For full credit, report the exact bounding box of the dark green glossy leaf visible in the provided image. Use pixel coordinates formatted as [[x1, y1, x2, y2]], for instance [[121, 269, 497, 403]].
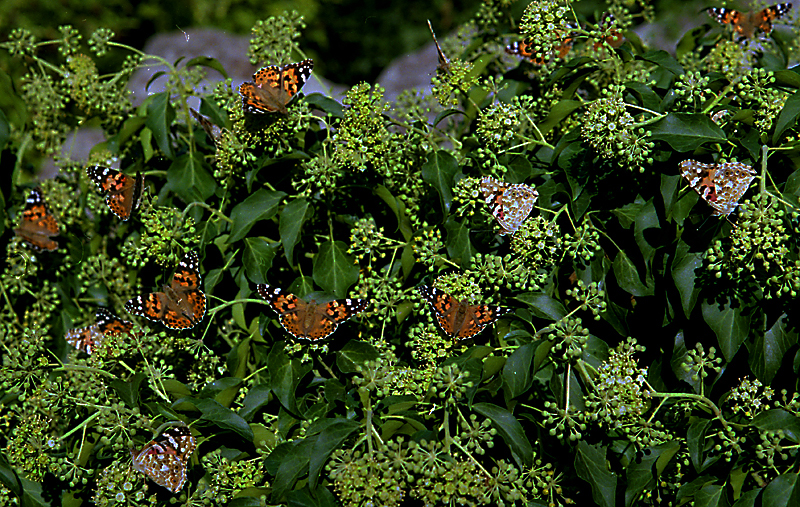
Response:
[[271, 438, 314, 502], [240, 383, 272, 421], [774, 90, 800, 145], [671, 240, 701, 318], [374, 184, 413, 241], [750, 314, 796, 384], [165, 152, 216, 203], [639, 50, 684, 75], [143, 92, 175, 158], [514, 292, 567, 321], [312, 240, 359, 297], [473, 402, 532, 468], [228, 188, 287, 243], [687, 419, 711, 472], [624, 441, 680, 507], [268, 345, 312, 417], [304, 93, 344, 117], [421, 150, 458, 213], [701, 300, 750, 363], [433, 108, 464, 126], [444, 217, 475, 268], [191, 398, 254, 440], [648, 113, 726, 151], [109, 372, 146, 408], [185, 56, 229, 80], [575, 441, 616, 507], [308, 419, 360, 488], [243, 237, 277, 284], [539, 100, 582, 135], [280, 198, 312, 262], [286, 484, 339, 507], [752, 409, 800, 443], [612, 201, 643, 229], [613, 252, 653, 297], [502, 343, 534, 398], [761, 473, 798, 507], [336, 341, 380, 374], [0, 108, 9, 153]]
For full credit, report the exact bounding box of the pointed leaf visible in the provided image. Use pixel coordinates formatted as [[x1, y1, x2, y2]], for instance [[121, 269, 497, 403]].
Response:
[[473, 402, 532, 468], [701, 300, 750, 363], [648, 113, 726, 151], [444, 217, 475, 268], [421, 150, 458, 213], [575, 441, 617, 507], [144, 92, 175, 158], [243, 237, 278, 284], [228, 189, 287, 243], [312, 240, 359, 297], [280, 198, 312, 262], [308, 419, 360, 488], [191, 398, 254, 440]]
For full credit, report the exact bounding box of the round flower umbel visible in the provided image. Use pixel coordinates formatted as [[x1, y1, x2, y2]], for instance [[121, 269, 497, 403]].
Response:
[[519, 0, 574, 64], [582, 85, 654, 173]]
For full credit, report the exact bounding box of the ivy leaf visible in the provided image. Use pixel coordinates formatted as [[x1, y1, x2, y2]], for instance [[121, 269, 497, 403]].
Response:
[[539, 100, 582, 135], [421, 150, 459, 213], [190, 398, 254, 441], [648, 113, 726, 151], [473, 403, 533, 468], [336, 341, 380, 374], [271, 438, 314, 502], [304, 93, 344, 118], [575, 441, 617, 507], [228, 189, 287, 243], [0, 108, 9, 153], [185, 56, 229, 80], [612, 252, 653, 296], [774, 90, 800, 144], [143, 92, 175, 159], [514, 292, 567, 321], [165, 152, 217, 204], [752, 409, 800, 443], [243, 237, 277, 285], [502, 344, 534, 399], [308, 419, 360, 489], [269, 345, 312, 417], [750, 314, 796, 383], [312, 241, 359, 297], [279, 198, 312, 262], [701, 300, 750, 363], [374, 184, 413, 240], [639, 50, 684, 75], [110, 372, 146, 408], [239, 383, 272, 421], [762, 473, 799, 507], [671, 240, 702, 318], [444, 217, 475, 268]]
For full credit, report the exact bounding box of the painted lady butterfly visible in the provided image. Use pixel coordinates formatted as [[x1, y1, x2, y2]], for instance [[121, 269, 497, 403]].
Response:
[[679, 159, 757, 216], [427, 20, 450, 73], [418, 285, 512, 341], [480, 177, 538, 235], [256, 284, 369, 341], [130, 422, 196, 493], [706, 3, 792, 39], [189, 107, 225, 148], [506, 25, 575, 65], [125, 252, 206, 330], [87, 166, 144, 222], [239, 59, 314, 115], [14, 187, 60, 251], [65, 308, 134, 354]]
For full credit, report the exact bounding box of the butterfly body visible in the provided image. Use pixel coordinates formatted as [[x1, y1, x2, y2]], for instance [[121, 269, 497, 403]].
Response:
[[66, 308, 134, 354], [239, 59, 314, 115], [418, 285, 511, 341], [679, 160, 756, 216], [87, 166, 144, 221], [480, 177, 538, 235], [14, 187, 60, 251], [130, 424, 196, 493], [706, 3, 792, 38], [257, 284, 368, 341], [125, 252, 206, 330]]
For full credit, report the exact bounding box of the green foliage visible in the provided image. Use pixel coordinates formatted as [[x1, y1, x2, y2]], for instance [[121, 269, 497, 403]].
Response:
[[2, 2, 800, 507]]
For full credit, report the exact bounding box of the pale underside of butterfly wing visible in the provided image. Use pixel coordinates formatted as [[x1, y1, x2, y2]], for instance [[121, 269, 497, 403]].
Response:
[[130, 425, 196, 493], [679, 160, 756, 216], [480, 177, 538, 235]]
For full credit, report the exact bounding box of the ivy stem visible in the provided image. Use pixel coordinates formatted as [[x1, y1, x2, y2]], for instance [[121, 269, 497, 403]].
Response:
[[58, 411, 102, 442], [182, 201, 233, 223]]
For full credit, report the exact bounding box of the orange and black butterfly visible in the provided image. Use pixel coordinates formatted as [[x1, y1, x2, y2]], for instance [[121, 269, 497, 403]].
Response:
[[87, 166, 144, 221], [706, 3, 792, 38], [239, 59, 314, 115], [14, 187, 59, 251]]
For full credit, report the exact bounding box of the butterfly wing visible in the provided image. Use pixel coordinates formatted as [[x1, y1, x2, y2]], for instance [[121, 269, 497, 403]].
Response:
[[87, 166, 144, 221], [65, 324, 102, 354], [130, 424, 196, 493], [14, 187, 59, 251], [480, 177, 538, 235], [418, 285, 511, 340], [756, 3, 792, 34], [239, 59, 313, 114], [712, 162, 757, 216], [189, 107, 224, 147], [96, 308, 134, 337], [307, 298, 369, 341], [125, 252, 205, 330]]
